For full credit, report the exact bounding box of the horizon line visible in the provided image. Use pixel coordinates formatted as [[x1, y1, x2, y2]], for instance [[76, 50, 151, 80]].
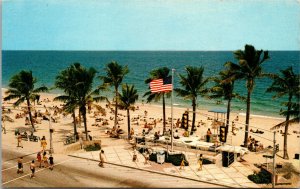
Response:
[[2, 49, 300, 52]]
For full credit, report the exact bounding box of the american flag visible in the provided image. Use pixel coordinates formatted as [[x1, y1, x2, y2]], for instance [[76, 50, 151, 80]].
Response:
[[150, 76, 172, 93]]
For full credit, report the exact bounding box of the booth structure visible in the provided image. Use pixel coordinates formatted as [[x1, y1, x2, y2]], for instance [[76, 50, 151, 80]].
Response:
[[216, 145, 248, 167], [208, 109, 227, 121]]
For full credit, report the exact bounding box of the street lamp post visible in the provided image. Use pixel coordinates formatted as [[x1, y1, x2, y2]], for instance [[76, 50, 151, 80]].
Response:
[[48, 113, 54, 154]]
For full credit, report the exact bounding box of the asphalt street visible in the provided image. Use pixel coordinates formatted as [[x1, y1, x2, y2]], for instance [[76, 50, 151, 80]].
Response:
[[2, 147, 223, 188]]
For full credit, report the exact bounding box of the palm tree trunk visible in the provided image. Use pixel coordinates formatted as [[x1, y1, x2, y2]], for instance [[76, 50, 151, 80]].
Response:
[[81, 105, 89, 141], [78, 109, 81, 127], [191, 97, 196, 135], [127, 109, 130, 140], [26, 98, 36, 132], [283, 95, 292, 159], [162, 93, 166, 134], [244, 91, 251, 147], [114, 87, 118, 128], [72, 110, 77, 142], [226, 98, 232, 135]]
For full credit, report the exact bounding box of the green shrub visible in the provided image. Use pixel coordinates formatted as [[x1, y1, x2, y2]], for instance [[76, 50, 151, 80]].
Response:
[[248, 169, 272, 184], [166, 153, 189, 166], [84, 143, 101, 151], [203, 159, 213, 164]]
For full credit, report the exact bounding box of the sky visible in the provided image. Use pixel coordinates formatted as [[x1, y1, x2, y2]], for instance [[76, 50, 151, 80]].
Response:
[[2, 0, 300, 51]]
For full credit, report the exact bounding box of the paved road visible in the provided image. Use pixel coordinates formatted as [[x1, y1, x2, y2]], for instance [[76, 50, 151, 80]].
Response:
[[2, 147, 224, 188]]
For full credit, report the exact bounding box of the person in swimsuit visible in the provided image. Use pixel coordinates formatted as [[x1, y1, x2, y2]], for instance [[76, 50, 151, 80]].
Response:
[[48, 155, 54, 170], [30, 160, 35, 178], [17, 157, 23, 174]]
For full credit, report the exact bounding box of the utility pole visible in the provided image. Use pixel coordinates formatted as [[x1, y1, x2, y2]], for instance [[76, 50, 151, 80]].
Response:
[[171, 68, 175, 152], [272, 131, 276, 188]]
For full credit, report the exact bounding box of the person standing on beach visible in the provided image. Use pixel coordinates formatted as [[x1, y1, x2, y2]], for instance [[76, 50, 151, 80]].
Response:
[[206, 128, 212, 142], [98, 150, 105, 167], [17, 133, 23, 148], [30, 160, 35, 178], [17, 157, 23, 174]]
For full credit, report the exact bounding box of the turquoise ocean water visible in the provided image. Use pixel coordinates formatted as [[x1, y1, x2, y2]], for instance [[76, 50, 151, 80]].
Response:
[[2, 50, 300, 118]]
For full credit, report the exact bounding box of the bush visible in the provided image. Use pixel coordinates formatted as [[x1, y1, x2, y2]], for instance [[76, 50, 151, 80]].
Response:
[[203, 159, 213, 165], [165, 153, 189, 166], [84, 143, 101, 151], [248, 169, 272, 184]]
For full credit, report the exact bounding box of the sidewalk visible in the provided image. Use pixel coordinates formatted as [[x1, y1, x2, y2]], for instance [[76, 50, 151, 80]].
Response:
[[70, 145, 259, 188]]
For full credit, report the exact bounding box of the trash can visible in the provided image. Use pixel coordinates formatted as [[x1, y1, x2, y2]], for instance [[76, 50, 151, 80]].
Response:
[[157, 151, 165, 164]]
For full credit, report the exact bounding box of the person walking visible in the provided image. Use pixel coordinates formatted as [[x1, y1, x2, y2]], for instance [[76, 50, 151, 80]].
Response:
[[42, 151, 48, 168], [132, 148, 138, 162], [30, 160, 35, 178], [198, 154, 203, 171], [37, 151, 42, 168], [48, 155, 54, 170], [144, 150, 150, 165], [206, 128, 212, 142], [79, 135, 83, 149], [40, 136, 47, 151], [17, 133, 23, 148], [98, 150, 105, 168], [180, 155, 187, 170], [17, 157, 23, 174]]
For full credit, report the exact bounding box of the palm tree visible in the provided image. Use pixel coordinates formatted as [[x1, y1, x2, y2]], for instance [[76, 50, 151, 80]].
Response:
[[267, 66, 299, 159], [4, 70, 48, 132], [209, 67, 244, 134], [118, 84, 139, 139], [54, 64, 80, 140], [144, 67, 171, 134], [174, 66, 209, 134], [225, 44, 270, 147], [99, 61, 129, 129], [56, 63, 105, 140]]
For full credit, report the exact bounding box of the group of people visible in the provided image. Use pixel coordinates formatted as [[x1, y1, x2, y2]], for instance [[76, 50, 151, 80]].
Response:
[[17, 136, 54, 179], [247, 136, 264, 152]]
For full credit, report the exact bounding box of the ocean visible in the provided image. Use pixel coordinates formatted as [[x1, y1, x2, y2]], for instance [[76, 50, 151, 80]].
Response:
[[2, 50, 300, 118]]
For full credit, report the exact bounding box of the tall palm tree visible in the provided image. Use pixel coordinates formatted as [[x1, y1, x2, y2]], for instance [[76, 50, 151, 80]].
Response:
[[4, 70, 48, 132], [56, 63, 105, 140], [54, 64, 80, 140], [174, 66, 209, 134], [99, 61, 129, 129], [144, 67, 171, 134], [209, 67, 244, 133], [266, 66, 300, 159], [118, 84, 139, 139], [225, 44, 270, 146]]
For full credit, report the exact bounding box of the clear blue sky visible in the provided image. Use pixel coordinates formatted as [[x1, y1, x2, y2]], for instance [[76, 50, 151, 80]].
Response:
[[3, 0, 300, 50]]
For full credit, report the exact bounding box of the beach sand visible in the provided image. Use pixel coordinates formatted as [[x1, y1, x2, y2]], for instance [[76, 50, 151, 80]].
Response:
[[2, 88, 300, 186]]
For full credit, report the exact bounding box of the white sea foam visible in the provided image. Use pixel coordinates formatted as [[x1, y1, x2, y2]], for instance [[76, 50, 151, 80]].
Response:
[[238, 113, 285, 120]]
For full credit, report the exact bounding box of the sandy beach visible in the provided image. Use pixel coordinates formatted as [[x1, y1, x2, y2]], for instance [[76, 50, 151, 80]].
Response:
[[2, 88, 299, 160]]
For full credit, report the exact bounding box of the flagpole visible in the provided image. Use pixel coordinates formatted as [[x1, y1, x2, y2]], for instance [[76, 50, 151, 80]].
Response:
[[171, 68, 175, 152]]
